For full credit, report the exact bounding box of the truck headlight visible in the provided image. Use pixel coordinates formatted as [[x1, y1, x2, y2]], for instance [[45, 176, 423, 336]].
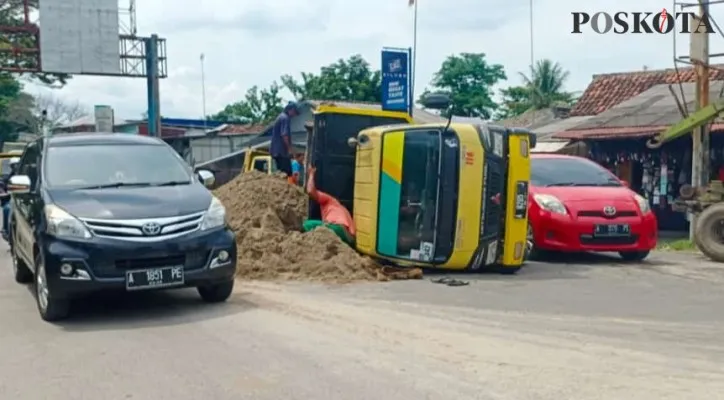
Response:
[[201, 196, 226, 230], [533, 194, 567, 215], [45, 205, 92, 239], [634, 194, 650, 214]]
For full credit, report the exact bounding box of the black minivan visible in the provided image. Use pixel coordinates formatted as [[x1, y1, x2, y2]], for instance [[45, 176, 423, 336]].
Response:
[[7, 133, 237, 321]]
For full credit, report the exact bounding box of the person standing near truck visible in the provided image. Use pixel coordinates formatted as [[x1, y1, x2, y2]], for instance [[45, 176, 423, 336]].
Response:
[[270, 102, 299, 184]]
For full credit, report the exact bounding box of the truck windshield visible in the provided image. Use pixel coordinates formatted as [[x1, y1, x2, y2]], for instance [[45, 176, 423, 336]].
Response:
[[45, 144, 192, 189], [397, 130, 440, 260]]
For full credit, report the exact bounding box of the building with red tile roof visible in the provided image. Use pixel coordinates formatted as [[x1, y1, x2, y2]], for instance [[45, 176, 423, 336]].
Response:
[[570, 65, 724, 117]]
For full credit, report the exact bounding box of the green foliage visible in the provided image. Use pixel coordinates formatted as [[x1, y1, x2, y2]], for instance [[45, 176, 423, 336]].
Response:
[[496, 59, 575, 120], [0, 73, 22, 138], [519, 59, 575, 109], [0, 72, 20, 115], [210, 83, 283, 124], [213, 55, 382, 125], [497, 86, 532, 120], [0, 1, 69, 86], [281, 54, 381, 102], [657, 238, 697, 252], [422, 53, 506, 119], [213, 53, 576, 126]]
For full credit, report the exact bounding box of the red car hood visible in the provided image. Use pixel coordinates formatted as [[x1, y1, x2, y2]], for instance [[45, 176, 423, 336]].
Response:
[[532, 186, 636, 203]]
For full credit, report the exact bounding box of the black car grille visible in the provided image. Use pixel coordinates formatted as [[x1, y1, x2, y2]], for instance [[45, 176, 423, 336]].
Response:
[[91, 250, 210, 278], [482, 160, 505, 238]]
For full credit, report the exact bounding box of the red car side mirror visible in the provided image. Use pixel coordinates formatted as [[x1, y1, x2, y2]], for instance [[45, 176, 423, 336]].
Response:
[[620, 180, 629, 187]]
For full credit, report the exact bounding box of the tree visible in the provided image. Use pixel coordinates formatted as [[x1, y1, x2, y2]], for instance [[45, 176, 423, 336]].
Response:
[[210, 82, 283, 124], [496, 86, 532, 120], [281, 54, 381, 102], [0, 72, 23, 141], [32, 92, 88, 129], [0, 72, 20, 117], [423, 53, 506, 119], [519, 59, 575, 109], [5, 92, 89, 133], [0, 0, 69, 86]]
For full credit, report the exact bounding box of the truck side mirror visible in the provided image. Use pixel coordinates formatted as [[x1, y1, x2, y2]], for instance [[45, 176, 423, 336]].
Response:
[[420, 92, 451, 110]]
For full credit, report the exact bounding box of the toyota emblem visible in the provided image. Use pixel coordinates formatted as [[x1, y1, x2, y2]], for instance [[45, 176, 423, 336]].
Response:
[[141, 222, 162, 236], [603, 206, 616, 216]]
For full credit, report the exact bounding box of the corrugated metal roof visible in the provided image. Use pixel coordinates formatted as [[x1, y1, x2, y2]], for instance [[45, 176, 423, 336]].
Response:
[[57, 115, 134, 128], [451, 116, 485, 124], [573, 81, 724, 130], [553, 80, 724, 139], [495, 108, 559, 129], [555, 123, 724, 140], [532, 141, 569, 153], [533, 116, 593, 140]]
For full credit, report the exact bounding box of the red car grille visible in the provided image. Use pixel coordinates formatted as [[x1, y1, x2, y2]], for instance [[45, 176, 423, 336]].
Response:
[[577, 210, 637, 218]]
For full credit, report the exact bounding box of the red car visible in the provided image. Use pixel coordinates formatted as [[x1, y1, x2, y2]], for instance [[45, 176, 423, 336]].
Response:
[[527, 154, 657, 261]]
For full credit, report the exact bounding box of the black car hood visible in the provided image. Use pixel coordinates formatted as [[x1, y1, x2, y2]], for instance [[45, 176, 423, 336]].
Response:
[[47, 184, 212, 219]]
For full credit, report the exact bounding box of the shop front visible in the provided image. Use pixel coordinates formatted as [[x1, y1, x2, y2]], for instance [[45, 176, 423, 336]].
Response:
[[585, 133, 724, 232]]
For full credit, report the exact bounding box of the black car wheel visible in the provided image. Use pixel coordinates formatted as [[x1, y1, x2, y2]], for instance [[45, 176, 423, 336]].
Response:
[[34, 252, 70, 322], [198, 280, 234, 303], [10, 229, 32, 284]]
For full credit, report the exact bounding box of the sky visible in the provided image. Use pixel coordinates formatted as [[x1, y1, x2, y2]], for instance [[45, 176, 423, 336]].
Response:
[[24, 0, 724, 121]]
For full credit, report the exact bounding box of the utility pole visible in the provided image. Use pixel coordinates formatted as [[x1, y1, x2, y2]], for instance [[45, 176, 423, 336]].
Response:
[[200, 53, 207, 130], [690, 0, 710, 240]]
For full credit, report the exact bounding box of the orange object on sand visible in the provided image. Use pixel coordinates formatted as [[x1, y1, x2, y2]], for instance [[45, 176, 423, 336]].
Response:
[[306, 168, 355, 236]]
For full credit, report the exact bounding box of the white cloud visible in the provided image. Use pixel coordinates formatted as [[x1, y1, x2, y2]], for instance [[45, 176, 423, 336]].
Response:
[[26, 0, 724, 120]]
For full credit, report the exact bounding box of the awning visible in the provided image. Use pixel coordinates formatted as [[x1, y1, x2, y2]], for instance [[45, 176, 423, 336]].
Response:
[[531, 141, 569, 153], [554, 123, 724, 140]]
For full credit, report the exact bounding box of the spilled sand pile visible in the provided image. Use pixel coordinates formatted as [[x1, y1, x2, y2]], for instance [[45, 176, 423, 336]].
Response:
[[214, 171, 422, 283]]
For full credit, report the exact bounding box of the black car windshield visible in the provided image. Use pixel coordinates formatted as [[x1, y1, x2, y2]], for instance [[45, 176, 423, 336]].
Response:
[[45, 143, 192, 189], [531, 157, 622, 187]]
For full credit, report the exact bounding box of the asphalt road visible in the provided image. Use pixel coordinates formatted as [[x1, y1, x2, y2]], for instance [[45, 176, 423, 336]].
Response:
[[1, 244, 723, 400]]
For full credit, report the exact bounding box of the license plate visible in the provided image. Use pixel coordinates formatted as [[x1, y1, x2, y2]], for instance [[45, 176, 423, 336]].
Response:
[[514, 181, 528, 219], [126, 266, 184, 291], [594, 224, 630, 236]]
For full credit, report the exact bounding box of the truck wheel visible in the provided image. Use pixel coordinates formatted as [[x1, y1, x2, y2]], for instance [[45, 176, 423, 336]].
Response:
[[694, 203, 724, 262], [619, 251, 650, 262], [198, 280, 234, 303]]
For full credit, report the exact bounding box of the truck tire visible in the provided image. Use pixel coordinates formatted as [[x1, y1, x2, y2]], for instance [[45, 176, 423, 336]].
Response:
[[694, 203, 724, 262]]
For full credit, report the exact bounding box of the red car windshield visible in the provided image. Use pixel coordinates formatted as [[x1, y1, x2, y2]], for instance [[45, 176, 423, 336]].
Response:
[[531, 157, 621, 187]]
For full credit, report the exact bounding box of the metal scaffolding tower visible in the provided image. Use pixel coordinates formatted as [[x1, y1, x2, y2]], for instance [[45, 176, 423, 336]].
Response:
[[0, 0, 168, 136]]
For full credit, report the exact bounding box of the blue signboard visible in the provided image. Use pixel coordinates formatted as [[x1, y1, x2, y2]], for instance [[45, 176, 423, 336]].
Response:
[[381, 48, 410, 113]]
